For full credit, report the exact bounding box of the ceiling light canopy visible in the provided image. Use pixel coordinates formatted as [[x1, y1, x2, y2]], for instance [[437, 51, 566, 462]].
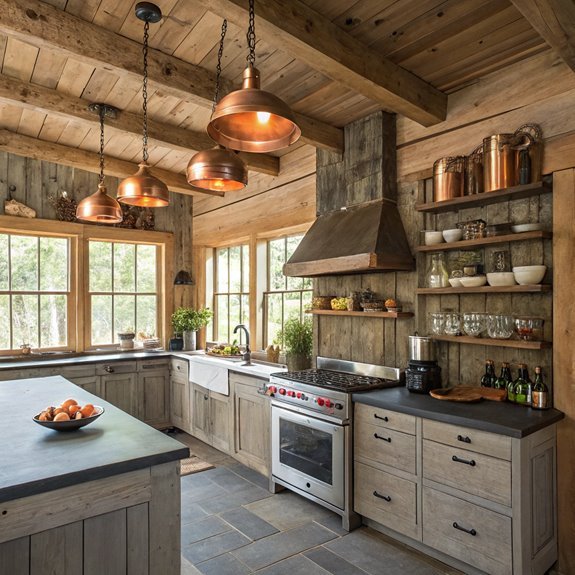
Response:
[[117, 2, 169, 208], [206, 0, 300, 154], [76, 103, 123, 224]]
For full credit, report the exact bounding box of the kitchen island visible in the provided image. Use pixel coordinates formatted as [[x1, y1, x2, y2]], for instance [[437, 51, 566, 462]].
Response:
[[0, 375, 189, 575]]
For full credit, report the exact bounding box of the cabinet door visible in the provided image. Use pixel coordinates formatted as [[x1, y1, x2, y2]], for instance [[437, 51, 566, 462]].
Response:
[[234, 380, 270, 476], [139, 369, 170, 427], [191, 384, 210, 444], [101, 372, 138, 418], [210, 391, 233, 454], [170, 359, 190, 432], [70, 375, 102, 397]]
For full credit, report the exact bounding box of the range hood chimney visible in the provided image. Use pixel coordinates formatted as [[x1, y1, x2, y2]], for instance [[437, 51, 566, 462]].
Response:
[[284, 112, 414, 277]]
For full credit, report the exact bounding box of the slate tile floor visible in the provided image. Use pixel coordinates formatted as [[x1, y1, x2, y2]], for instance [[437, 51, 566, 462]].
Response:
[[176, 433, 462, 575]]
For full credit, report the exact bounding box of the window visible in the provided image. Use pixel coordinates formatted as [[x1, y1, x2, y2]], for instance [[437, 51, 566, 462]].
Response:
[[264, 235, 312, 347], [213, 244, 249, 343], [0, 232, 71, 351], [88, 240, 159, 346]]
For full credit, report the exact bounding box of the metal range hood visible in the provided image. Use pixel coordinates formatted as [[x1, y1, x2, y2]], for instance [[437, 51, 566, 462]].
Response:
[[283, 199, 414, 277]]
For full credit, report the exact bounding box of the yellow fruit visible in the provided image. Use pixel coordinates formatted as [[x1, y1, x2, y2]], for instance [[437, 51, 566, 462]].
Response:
[[54, 412, 70, 422]]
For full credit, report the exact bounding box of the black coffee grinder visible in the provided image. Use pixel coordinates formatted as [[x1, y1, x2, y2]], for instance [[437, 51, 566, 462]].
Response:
[[406, 335, 442, 393]]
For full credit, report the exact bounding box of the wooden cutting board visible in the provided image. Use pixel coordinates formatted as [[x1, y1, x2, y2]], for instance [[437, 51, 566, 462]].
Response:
[[429, 386, 507, 402]]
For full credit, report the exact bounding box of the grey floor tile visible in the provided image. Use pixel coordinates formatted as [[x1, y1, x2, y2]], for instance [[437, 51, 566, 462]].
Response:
[[232, 522, 337, 570], [304, 547, 368, 574], [255, 554, 331, 574], [182, 530, 252, 565], [206, 468, 257, 492], [324, 528, 445, 575], [181, 556, 203, 575], [198, 484, 273, 514], [196, 552, 253, 575], [181, 479, 227, 503], [181, 502, 210, 525], [182, 515, 232, 546], [313, 513, 350, 536], [226, 462, 270, 490], [221, 507, 279, 540], [244, 490, 334, 530]]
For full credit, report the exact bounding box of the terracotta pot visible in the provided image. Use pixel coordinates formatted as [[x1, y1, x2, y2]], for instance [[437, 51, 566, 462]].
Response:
[[286, 353, 311, 372]]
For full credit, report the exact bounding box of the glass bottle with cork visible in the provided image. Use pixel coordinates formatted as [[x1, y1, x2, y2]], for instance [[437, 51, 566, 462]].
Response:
[[480, 359, 496, 388], [513, 364, 532, 406], [531, 366, 550, 410], [494, 362, 512, 390]]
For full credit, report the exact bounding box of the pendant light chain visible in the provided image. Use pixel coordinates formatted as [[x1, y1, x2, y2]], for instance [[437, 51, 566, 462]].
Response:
[[246, 0, 256, 68], [212, 19, 228, 115], [141, 20, 150, 163], [98, 105, 106, 185]]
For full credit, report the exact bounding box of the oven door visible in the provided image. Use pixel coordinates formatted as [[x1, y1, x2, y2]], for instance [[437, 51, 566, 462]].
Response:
[[271, 403, 345, 510]]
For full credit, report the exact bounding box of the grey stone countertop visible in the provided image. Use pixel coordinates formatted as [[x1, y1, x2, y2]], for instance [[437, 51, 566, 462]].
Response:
[[353, 386, 564, 438], [0, 376, 189, 503]]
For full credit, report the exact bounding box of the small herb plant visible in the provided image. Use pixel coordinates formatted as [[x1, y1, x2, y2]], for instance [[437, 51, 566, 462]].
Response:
[[277, 317, 312, 357], [171, 307, 213, 336]]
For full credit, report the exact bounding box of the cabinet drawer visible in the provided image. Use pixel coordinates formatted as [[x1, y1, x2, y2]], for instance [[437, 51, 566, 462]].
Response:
[[170, 358, 188, 377], [138, 359, 169, 372], [423, 419, 511, 461], [96, 362, 136, 376], [355, 419, 416, 474], [355, 403, 416, 435], [423, 487, 512, 575], [423, 440, 511, 507], [229, 371, 267, 387], [354, 461, 418, 539], [58, 365, 97, 379]]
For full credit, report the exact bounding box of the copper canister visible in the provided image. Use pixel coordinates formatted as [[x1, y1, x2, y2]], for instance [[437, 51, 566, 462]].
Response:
[[483, 134, 517, 192], [465, 147, 483, 195], [433, 156, 465, 202]]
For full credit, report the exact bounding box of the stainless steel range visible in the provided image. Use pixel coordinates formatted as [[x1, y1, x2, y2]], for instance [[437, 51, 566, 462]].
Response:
[[267, 356, 403, 531]]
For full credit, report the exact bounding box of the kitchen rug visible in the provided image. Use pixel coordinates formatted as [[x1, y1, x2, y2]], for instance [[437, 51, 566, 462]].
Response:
[[180, 455, 215, 476]]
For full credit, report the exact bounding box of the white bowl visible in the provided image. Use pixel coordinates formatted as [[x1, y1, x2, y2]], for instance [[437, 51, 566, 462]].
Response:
[[424, 231, 444, 246], [449, 278, 463, 288], [511, 223, 543, 233], [459, 275, 487, 288], [442, 228, 463, 243], [486, 272, 516, 287], [512, 265, 546, 285]]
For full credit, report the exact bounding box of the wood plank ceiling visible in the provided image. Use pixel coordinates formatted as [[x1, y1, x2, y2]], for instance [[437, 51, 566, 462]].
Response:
[[0, 0, 565, 198]]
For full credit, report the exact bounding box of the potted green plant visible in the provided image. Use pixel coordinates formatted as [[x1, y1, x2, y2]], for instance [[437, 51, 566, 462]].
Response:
[[171, 307, 213, 351], [277, 317, 313, 371]]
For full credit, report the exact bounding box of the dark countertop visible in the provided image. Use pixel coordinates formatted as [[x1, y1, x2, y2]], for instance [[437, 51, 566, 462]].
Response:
[[0, 376, 189, 503], [353, 386, 564, 438]]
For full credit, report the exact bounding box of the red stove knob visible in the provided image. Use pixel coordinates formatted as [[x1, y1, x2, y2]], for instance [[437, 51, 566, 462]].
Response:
[[279, 388, 286, 395], [317, 397, 325, 406], [335, 403, 344, 410], [324, 399, 333, 408], [269, 385, 277, 393], [296, 392, 302, 399], [287, 390, 296, 397]]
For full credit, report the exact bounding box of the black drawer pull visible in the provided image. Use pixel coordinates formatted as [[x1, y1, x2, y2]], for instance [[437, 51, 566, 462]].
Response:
[[453, 522, 476, 536], [373, 491, 391, 502], [457, 434, 471, 443], [374, 414, 389, 422], [374, 433, 391, 443], [452, 455, 476, 466]]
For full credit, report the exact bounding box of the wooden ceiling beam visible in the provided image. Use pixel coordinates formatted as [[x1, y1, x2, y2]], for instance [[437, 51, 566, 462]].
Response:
[[510, 0, 575, 73], [0, 0, 343, 153], [0, 130, 224, 197], [0, 74, 279, 177], [193, 0, 448, 127]]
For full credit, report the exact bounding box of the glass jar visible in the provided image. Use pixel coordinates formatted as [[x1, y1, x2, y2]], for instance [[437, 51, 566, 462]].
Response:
[[486, 314, 514, 339], [462, 312, 487, 337], [443, 312, 461, 336], [427, 253, 449, 289], [429, 312, 445, 335]]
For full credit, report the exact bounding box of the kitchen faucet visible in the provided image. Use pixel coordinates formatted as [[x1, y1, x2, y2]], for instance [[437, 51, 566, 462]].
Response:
[[233, 324, 251, 366]]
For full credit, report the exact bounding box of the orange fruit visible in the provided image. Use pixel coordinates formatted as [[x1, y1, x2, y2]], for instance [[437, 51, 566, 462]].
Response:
[[61, 398, 78, 410], [53, 412, 70, 421], [38, 411, 50, 421], [69, 405, 81, 416], [53, 407, 65, 416], [80, 404, 95, 418]]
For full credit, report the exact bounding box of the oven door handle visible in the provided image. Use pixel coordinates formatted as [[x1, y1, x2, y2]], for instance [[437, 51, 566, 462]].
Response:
[[271, 403, 345, 431]]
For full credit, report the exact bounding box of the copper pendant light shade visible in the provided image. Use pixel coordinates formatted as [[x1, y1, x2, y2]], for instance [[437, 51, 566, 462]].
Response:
[[207, 66, 301, 154], [118, 3, 169, 207], [187, 146, 248, 192], [117, 162, 169, 207], [77, 183, 123, 223]]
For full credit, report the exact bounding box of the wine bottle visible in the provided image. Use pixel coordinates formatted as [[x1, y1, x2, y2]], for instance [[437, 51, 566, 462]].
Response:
[[481, 359, 496, 388], [494, 362, 511, 390], [532, 366, 550, 409], [514, 364, 532, 406]]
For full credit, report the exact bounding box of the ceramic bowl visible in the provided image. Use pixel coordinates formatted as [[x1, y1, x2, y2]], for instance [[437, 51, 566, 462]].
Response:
[[459, 275, 487, 288], [512, 265, 546, 285], [442, 228, 463, 243], [511, 223, 543, 233], [448, 277, 463, 288], [423, 231, 444, 246], [486, 272, 516, 287], [33, 406, 104, 431]]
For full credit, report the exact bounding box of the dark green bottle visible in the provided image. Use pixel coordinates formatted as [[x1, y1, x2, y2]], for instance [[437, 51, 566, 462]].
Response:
[[513, 364, 532, 406], [481, 359, 496, 388], [508, 366, 520, 402], [494, 362, 512, 390]]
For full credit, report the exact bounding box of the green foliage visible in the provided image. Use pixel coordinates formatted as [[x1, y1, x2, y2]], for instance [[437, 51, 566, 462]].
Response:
[[276, 317, 312, 357], [171, 307, 213, 336]]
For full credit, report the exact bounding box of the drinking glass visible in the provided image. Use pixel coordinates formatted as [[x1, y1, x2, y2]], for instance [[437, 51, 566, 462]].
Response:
[[428, 312, 445, 335], [462, 312, 487, 337], [486, 314, 514, 339], [515, 317, 544, 341], [443, 312, 461, 336]]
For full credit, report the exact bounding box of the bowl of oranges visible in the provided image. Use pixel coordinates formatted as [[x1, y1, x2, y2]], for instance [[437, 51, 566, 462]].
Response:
[[33, 399, 104, 431]]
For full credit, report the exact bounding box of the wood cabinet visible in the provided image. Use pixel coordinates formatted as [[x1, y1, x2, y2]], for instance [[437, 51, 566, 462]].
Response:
[[58, 365, 101, 396], [99, 371, 139, 418], [138, 359, 170, 428], [230, 372, 270, 476], [170, 358, 191, 433], [191, 383, 232, 454], [354, 403, 558, 575]]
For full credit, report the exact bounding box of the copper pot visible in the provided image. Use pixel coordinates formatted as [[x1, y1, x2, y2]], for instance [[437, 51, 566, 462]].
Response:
[[483, 134, 519, 192], [433, 156, 465, 202]]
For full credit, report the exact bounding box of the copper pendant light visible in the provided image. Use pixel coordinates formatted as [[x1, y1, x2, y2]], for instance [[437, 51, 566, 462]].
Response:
[[206, 0, 300, 153], [76, 104, 123, 224], [117, 2, 169, 208], [188, 20, 248, 192]]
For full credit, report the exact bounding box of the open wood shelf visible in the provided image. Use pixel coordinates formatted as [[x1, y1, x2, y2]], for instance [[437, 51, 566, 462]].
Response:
[[416, 285, 551, 295], [430, 335, 552, 350], [305, 309, 414, 319], [416, 181, 551, 213], [416, 230, 552, 252]]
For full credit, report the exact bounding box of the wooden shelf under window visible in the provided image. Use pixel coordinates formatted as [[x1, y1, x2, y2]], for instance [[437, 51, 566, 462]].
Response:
[[430, 335, 552, 350], [305, 309, 414, 319], [415, 230, 552, 252], [416, 285, 551, 295]]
